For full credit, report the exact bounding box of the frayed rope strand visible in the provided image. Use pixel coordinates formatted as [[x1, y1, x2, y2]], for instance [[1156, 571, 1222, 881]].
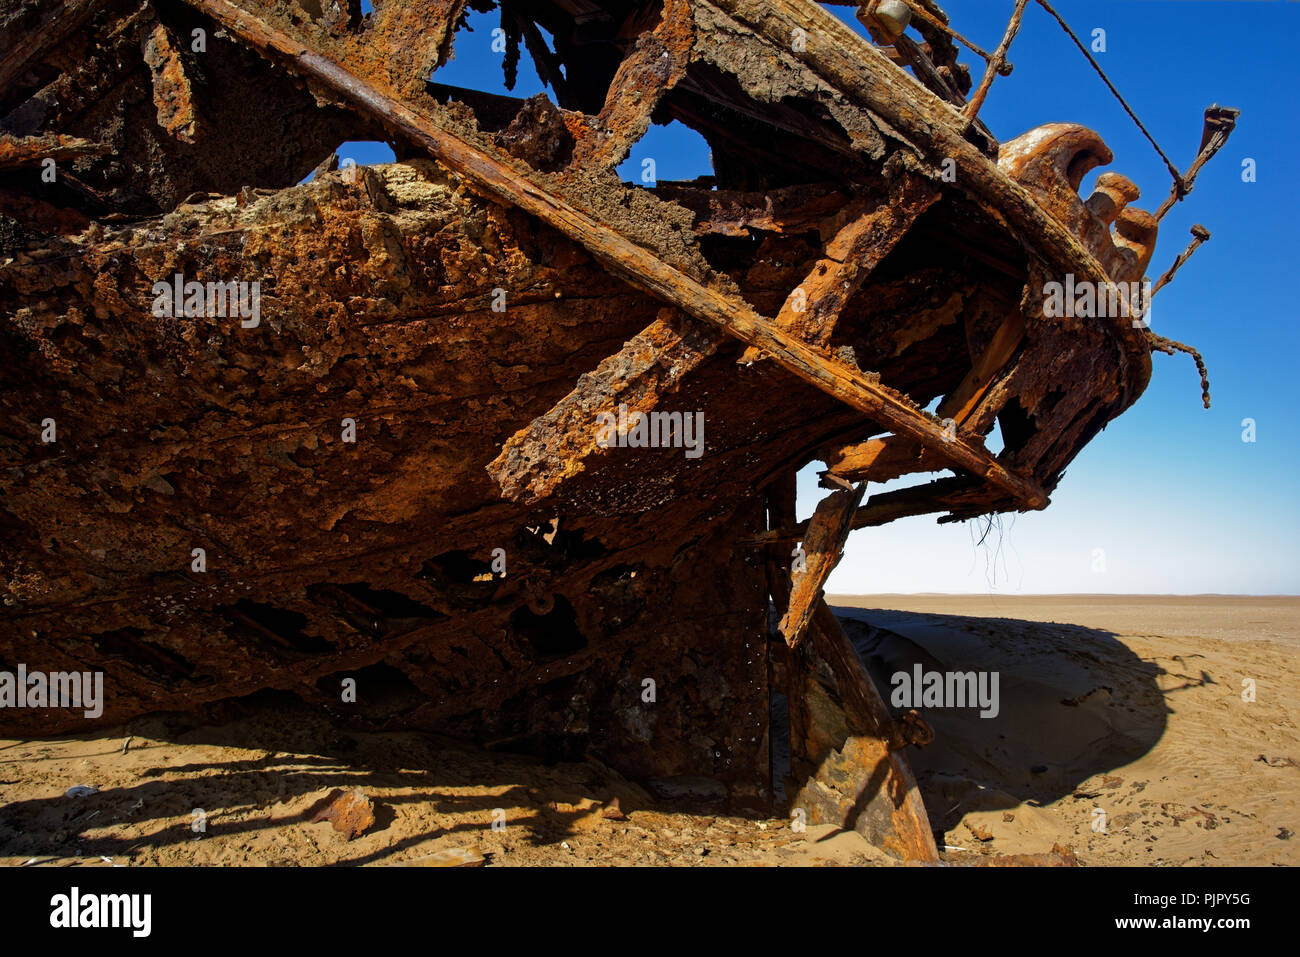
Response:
[[1148, 332, 1210, 409]]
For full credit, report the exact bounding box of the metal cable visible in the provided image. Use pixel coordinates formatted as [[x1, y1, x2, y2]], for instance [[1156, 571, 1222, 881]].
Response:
[[1033, 0, 1188, 193]]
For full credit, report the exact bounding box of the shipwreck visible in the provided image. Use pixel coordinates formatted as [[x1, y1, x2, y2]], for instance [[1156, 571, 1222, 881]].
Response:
[[0, 0, 1234, 861]]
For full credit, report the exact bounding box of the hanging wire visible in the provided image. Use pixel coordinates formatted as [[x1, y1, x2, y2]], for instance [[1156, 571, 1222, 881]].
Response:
[[1032, 0, 1188, 193]]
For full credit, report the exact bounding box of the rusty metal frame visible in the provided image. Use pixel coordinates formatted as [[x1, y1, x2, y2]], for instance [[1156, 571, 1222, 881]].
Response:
[[186, 0, 1051, 515]]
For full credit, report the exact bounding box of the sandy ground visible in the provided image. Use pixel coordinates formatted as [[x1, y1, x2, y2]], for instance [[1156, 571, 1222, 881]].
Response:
[[2, 596, 1295, 866], [834, 595, 1299, 866], [0, 704, 890, 868]]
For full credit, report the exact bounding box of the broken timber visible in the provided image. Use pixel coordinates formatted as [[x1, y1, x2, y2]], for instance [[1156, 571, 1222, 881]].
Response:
[[779, 483, 866, 648], [767, 478, 937, 860]]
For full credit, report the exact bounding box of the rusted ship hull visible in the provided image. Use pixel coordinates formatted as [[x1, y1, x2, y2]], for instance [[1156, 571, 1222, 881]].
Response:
[[0, 0, 1226, 856]]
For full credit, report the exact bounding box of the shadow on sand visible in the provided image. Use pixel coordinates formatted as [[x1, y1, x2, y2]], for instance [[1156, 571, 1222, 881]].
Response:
[[0, 608, 1208, 862], [827, 605, 1204, 835], [0, 691, 660, 866]]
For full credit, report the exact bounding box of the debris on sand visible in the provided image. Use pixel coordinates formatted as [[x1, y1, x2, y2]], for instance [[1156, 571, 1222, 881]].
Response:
[[309, 788, 376, 840]]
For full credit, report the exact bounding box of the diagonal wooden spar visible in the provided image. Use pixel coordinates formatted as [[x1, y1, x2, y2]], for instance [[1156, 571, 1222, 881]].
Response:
[[779, 483, 866, 648], [185, 0, 1049, 511], [737, 173, 940, 363], [766, 477, 939, 862]]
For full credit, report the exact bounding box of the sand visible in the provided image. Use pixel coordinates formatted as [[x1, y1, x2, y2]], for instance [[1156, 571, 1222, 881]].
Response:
[[1, 595, 1295, 866], [832, 595, 1299, 866]]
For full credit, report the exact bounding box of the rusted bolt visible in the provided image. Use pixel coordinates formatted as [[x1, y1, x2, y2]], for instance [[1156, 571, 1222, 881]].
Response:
[[526, 591, 555, 616]]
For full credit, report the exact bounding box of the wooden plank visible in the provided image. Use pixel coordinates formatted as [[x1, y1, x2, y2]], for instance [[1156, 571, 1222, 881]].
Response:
[[778, 483, 865, 647], [747, 475, 997, 545], [738, 172, 939, 362]]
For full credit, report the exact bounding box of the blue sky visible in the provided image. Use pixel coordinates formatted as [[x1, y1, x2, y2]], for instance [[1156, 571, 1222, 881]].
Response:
[[343, 1, 1298, 594]]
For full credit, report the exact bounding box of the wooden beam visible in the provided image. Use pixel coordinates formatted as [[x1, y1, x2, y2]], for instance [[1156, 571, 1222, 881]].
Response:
[[937, 311, 1027, 423], [569, 0, 693, 169], [0, 133, 106, 170], [488, 308, 722, 502], [962, 0, 1029, 123], [492, 180, 864, 502], [747, 475, 1001, 545], [890, 32, 965, 108], [779, 483, 866, 648], [764, 505, 937, 861], [739, 172, 939, 362], [822, 435, 936, 486], [769, 572, 940, 861], [822, 307, 1030, 486]]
